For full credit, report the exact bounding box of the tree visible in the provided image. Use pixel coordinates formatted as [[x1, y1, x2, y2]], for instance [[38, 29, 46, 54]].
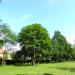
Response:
[[0, 22, 17, 65], [0, 23, 17, 47], [71, 46, 75, 60], [18, 23, 51, 65], [2, 51, 8, 66], [51, 31, 72, 62]]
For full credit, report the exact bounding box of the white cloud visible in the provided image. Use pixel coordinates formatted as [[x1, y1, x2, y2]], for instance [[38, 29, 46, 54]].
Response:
[[66, 34, 75, 45], [12, 43, 20, 51]]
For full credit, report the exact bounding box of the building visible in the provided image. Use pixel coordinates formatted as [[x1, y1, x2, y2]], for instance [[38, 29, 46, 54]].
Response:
[[0, 48, 12, 60], [0, 48, 4, 59]]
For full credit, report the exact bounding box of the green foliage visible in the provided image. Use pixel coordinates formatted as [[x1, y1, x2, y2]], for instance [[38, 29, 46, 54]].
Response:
[[0, 24, 17, 43], [0, 21, 74, 64], [71, 46, 75, 60], [0, 23, 17, 48], [18, 23, 51, 65], [0, 40, 4, 48], [51, 31, 72, 61], [13, 51, 24, 63]]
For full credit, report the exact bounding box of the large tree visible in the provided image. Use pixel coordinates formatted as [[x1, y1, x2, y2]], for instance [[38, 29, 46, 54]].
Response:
[[51, 31, 72, 62], [18, 23, 51, 65]]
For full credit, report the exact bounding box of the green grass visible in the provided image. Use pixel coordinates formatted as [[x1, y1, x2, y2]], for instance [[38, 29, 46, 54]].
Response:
[[0, 61, 75, 75]]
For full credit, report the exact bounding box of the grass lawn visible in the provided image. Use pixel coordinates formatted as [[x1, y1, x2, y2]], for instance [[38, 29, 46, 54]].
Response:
[[0, 61, 75, 75]]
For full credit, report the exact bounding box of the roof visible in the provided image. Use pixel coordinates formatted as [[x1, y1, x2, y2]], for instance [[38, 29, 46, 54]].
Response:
[[0, 48, 4, 54]]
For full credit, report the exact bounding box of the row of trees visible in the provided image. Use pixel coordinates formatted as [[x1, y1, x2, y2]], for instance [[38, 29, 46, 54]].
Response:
[[14, 23, 75, 65], [0, 22, 75, 66]]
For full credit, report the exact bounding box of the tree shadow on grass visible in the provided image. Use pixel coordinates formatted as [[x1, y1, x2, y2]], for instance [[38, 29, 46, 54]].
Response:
[[16, 73, 53, 75], [57, 67, 75, 72], [48, 66, 75, 73], [44, 73, 54, 75]]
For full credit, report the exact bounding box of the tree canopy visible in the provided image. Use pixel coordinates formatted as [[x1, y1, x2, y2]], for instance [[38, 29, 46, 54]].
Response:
[[51, 31, 72, 61], [0, 22, 17, 48], [18, 23, 51, 65]]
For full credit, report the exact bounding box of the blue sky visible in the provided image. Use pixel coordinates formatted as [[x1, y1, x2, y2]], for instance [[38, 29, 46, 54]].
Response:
[[0, 0, 75, 44]]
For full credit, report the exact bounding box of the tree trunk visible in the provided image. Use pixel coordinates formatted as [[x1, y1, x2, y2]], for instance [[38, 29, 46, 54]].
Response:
[[2, 52, 6, 66], [31, 49, 35, 66], [2, 59, 6, 66], [24, 55, 26, 63], [31, 57, 35, 66]]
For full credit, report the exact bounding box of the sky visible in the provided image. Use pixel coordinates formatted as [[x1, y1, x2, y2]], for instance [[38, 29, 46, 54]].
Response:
[[0, 0, 75, 44]]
